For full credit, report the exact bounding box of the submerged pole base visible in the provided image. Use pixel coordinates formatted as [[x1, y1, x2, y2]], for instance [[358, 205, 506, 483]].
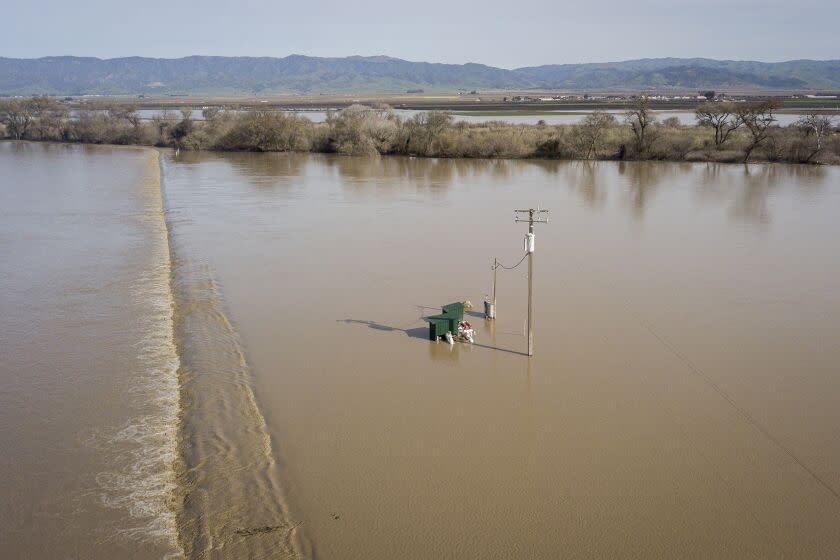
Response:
[[484, 300, 496, 319]]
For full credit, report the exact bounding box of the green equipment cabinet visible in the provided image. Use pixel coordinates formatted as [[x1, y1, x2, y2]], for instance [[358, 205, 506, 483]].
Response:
[[441, 302, 465, 317], [426, 302, 465, 341]]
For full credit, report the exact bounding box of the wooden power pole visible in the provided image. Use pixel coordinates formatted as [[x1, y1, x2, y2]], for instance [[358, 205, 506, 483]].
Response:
[[515, 208, 549, 357]]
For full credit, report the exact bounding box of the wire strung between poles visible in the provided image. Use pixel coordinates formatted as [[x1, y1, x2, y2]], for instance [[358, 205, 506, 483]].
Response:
[[493, 253, 528, 270]]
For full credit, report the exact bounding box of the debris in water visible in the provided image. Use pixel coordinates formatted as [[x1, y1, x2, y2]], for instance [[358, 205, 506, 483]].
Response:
[[457, 321, 475, 344], [234, 525, 282, 537]]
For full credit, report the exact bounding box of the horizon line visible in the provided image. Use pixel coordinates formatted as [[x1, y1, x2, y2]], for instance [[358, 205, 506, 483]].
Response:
[[3, 54, 839, 70]]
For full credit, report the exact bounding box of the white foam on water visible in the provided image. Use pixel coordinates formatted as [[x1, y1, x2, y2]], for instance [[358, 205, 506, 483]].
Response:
[[88, 152, 184, 556]]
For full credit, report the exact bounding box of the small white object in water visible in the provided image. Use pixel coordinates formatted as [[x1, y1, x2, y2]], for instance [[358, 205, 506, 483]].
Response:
[[445, 331, 455, 345], [457, 321, 476, 344]]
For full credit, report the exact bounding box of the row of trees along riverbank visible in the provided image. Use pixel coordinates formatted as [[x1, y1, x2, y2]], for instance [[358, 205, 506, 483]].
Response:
[[1, 96, 838, 164]]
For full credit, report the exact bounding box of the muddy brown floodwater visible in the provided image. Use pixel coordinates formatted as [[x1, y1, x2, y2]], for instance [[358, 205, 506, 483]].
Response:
[[0, 143, 180, 558], [2, 142, 840, 559], [162, 152, 840, 559]]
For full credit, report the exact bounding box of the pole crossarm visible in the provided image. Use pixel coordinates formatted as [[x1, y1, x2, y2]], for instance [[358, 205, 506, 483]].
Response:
[[515, 209, 549, 224]]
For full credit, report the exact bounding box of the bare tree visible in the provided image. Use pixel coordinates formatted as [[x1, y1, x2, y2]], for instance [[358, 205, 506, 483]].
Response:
[[576, 111, 616, 159], [695, 102, 743, 148], [202, 106, 221, 121], [737, 100, 781, 162], [406, 110, 453, 155], [107, 104, 141, 127], [661, 116, 681, 128], [625, 96, 656, 154], [170, 110, 194, 151], [26, 96, 70, 140], [215, 110, 311, 152], [151, 109, 179, 146], [325, 104, 399, 155], [794, 113, 834, 163], [0, 99, 35, 139], [423, 111, 453, 146]]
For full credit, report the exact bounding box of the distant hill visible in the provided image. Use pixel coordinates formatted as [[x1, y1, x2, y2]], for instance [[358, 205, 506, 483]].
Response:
[[1, 55, 838, 95], [514, 58, 840, 90]]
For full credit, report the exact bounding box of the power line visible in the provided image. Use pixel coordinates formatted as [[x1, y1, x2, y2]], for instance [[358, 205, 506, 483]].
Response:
[[493, 252, 528, 270]]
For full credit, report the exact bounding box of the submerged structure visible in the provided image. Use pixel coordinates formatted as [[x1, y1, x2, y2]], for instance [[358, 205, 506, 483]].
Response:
[[426, 302, 475, 344], [426, 302, 464, 340]]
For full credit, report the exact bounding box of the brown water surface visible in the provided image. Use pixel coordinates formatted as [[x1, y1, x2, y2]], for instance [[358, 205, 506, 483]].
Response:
[[3, 143, 840, 559], [0, 143, 181, 557], [162, 152, 840, 559]]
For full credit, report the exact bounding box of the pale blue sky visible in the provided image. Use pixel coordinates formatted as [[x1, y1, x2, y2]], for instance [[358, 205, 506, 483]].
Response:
[[3, 0, 837, 67]]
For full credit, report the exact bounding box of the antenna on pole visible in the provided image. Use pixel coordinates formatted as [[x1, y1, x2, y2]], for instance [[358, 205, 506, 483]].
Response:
[[515, 207, 550, 356]]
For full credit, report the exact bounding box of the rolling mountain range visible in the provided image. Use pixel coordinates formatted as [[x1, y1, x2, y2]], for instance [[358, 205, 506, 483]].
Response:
[[1, 55, 838, 95]]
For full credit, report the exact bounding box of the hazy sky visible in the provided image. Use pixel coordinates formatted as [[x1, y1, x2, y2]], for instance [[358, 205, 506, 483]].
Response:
[[3, 0, 837, 67]]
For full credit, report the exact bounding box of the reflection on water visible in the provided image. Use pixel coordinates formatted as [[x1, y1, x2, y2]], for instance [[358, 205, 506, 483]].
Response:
[[694, 163, 827, 226], [618, 160, 665, 219], [178, 149, 308, 188], [569, 161, 608, 209], [322, 154, 522, 190], [175, 150, 827, 227]]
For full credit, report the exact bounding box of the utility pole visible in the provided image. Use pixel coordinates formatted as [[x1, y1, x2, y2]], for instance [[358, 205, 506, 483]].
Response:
[[515, 208, 549, 356], [493, 258, 498, 309], [485, 258, 498, 320]]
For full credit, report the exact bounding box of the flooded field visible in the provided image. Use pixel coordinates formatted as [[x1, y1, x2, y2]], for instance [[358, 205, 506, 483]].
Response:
[[0, 143, 181, 558], [456, 109, 813, 126], [2, 142, 840, 558], [162, 151, 840, 559], [130, 107, 812, 126]]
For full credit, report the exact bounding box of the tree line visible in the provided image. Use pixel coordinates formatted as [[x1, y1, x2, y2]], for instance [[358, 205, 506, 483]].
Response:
[[1, 96, 838, 164]]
